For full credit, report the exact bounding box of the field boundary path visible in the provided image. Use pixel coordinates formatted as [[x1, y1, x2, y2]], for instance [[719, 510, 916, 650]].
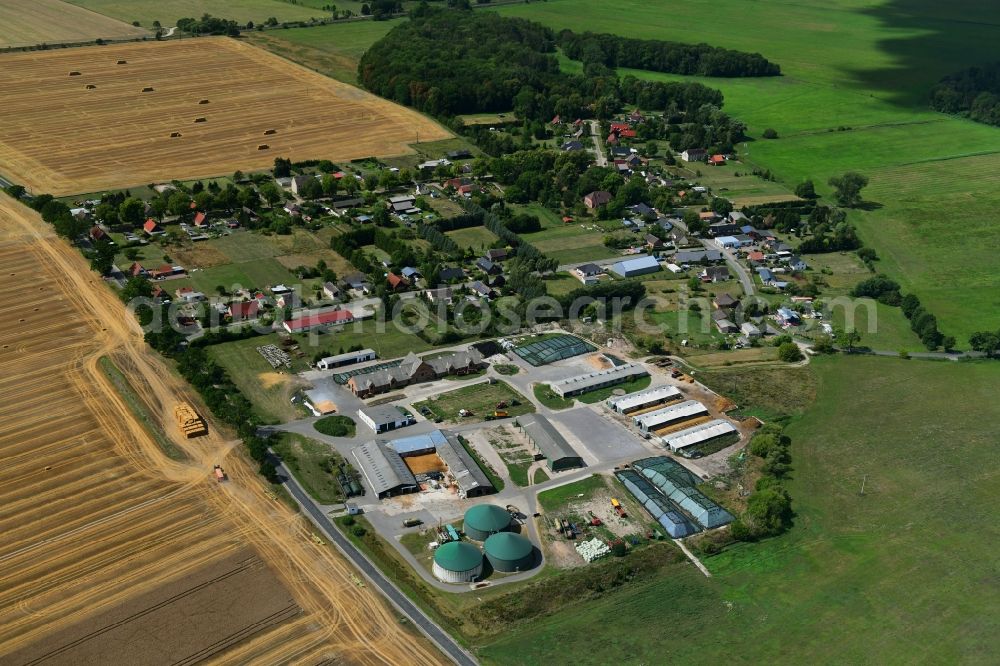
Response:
[[272, 456, 478, 666]]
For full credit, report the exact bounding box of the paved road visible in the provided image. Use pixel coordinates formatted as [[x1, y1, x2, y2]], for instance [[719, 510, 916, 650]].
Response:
[[712, 243, 755, 296], [672, 216, 755, 297], [588, 120, 607, 167], [272, 456, 478, 666]]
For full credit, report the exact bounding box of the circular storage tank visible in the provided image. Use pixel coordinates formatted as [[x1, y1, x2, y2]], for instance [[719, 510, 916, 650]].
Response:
[[432, 541, 483, 583], [463, 504, 511, 541], [483, 532, 534, 573]]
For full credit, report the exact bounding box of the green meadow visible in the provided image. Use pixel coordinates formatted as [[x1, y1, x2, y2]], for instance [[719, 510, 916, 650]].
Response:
[[494, 0, 1000, 343], [245, 19, 403, 83], [479, 356, 1000, 663]]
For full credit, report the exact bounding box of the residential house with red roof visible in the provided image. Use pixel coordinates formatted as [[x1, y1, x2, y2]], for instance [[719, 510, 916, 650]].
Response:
[[387, 272, 409, 291], [143, 219, 163, 235], [228, 300, 260, 321]]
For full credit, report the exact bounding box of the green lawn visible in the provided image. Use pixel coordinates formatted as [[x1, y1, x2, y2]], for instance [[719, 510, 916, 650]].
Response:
[[676, 160, 798, 206], [496, 0, 1000, 345], [536, 474, 608, 513], [515, 204, 621, 265], [67, 0, 331, 28], [531, 383, 574, 410], [480, 356, 1000, 663], [412, 380, 534, 424], [305, 318, 435, 360], [185, 258, 298, 294], [445, 225, 499, 251], [245, 19, 405, 84], [270, 432, 347, 504], [205, 334, 305, 423]]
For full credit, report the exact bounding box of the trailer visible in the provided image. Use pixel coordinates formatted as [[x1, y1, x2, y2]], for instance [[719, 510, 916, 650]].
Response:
[[611, 498, 627, 518]]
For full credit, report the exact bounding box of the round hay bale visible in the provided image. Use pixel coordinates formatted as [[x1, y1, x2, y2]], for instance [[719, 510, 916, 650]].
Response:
[[198, 99, 209, 104], [170, 132, 182, 138], [141, 86, 154, 92], [263, 129, 276, 135], [85, 84, 97, 89]]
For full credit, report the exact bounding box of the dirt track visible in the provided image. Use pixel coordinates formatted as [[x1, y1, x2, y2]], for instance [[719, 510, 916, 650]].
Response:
[[0, 193, 444, 663], [0, 38, 451, 195]]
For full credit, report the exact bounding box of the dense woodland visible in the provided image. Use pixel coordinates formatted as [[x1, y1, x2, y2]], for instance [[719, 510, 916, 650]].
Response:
[[358, 7, 765, 138], [929, 63, 1000, 126], [557, 30, 780, 78]]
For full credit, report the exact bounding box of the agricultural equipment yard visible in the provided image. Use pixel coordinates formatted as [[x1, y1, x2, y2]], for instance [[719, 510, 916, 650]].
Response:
[[0, 38, 451, 195], [0, 194, 443, 664]]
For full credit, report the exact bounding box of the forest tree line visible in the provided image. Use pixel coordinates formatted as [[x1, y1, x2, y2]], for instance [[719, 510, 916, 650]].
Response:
[[358, 7, 753, 132], [557, 29, 780, 78], [929, 62, 1000, 126]]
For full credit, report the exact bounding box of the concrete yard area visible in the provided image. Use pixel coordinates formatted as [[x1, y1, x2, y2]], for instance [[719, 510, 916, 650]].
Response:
[[547, 406, 652, 464]]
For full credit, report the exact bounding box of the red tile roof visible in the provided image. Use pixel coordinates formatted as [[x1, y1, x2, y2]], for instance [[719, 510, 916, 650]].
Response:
[[387, 273, 408, 289], [228, 301, 259, 319], [193, 211, 207, 226], [284, 309, 353, 331], [143, 219, 160, 233]]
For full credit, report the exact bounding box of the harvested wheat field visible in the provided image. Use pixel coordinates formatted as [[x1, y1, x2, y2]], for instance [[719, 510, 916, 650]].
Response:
[[0, 193, 443, 664], [0, 0, 148, 48], [0, 38, 451, 195]]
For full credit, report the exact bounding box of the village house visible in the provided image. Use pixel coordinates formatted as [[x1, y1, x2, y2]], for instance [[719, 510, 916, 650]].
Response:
[[701, 266, 731, 283], [574, 262, 603, 284], [386, 272, 409, 291], [143, 219, 163, 235], [476, 258, 502, 276], [485, 248, 508, 262], [228, 300, 259, 321], [713, 293, 739, 311], [584, 190, 612, 209], [425, 286, 453, 304], [175, 287, 204, 303], [342, 272, 371, 293], [278, 292, 301, 310], [323, 281, 341, 300], [439, 266, 466, 282], [470, 281, 495, 300], [290, 174, 316, 196], [681, 149, 707, 162]]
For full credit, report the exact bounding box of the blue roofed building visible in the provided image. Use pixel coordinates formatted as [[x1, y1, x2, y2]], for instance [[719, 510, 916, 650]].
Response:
[[610, 254, 661, 278]]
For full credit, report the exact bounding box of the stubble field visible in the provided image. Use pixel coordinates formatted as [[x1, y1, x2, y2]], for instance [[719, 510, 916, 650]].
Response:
[[0, 194, 443, 664], [0, 37, 451, 195], [0, 0, 148, 48]]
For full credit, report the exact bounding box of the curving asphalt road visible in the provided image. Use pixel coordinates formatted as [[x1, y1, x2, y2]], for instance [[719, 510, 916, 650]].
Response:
[[272, 456, 478, 666]]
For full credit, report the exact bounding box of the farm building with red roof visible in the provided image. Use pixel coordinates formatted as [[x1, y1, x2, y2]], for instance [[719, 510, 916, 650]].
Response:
[[282, 309, 354, 334]]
